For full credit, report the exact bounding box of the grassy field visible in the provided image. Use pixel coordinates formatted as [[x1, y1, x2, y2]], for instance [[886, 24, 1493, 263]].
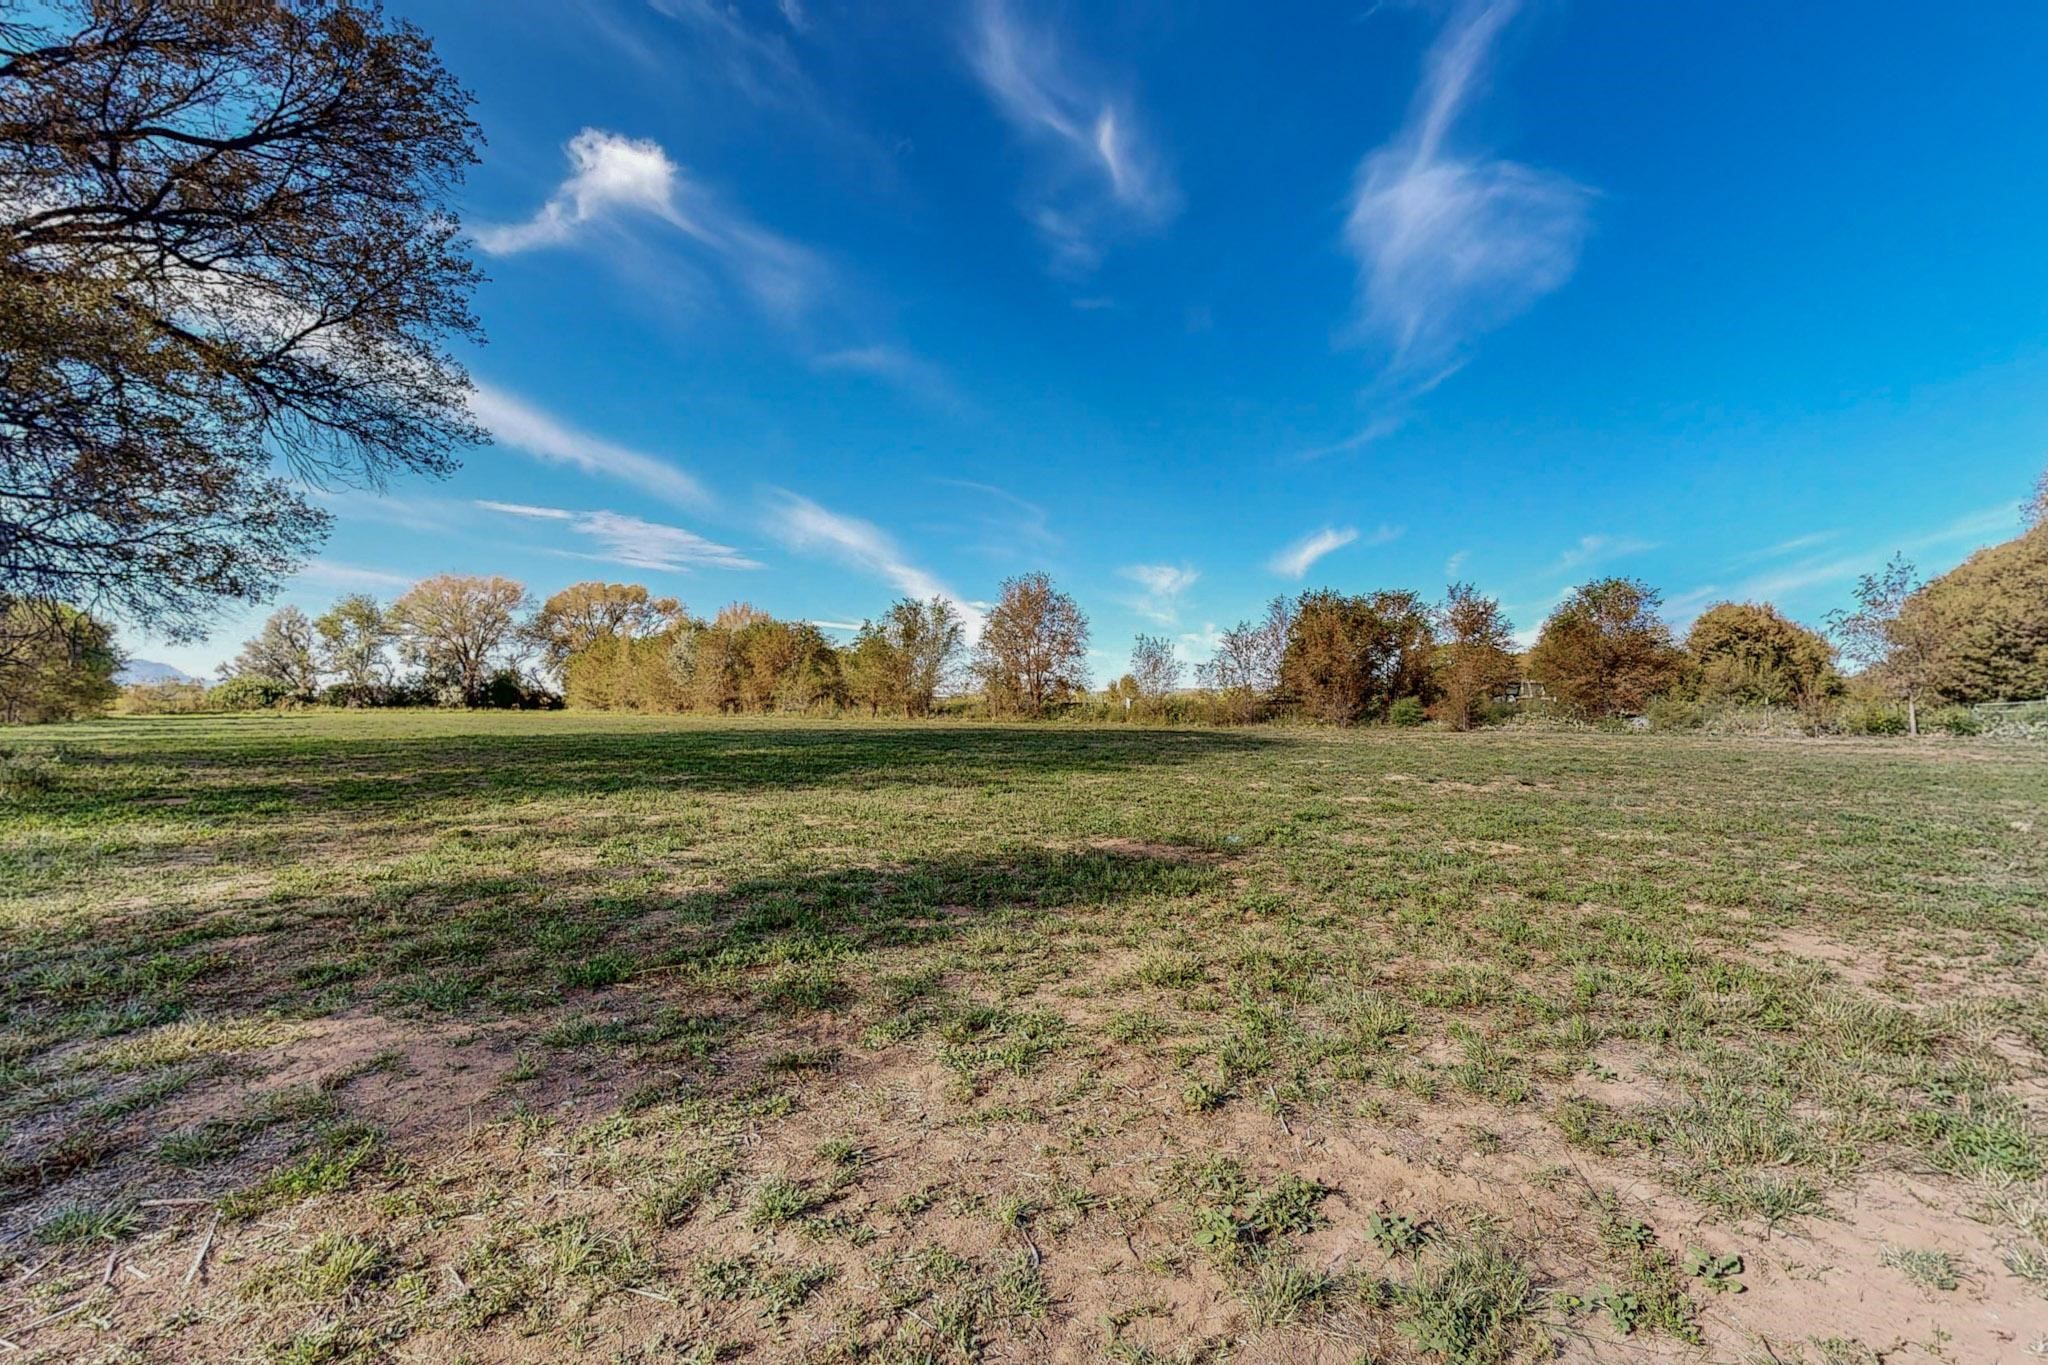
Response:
[[1, 712, 2044, 1363]]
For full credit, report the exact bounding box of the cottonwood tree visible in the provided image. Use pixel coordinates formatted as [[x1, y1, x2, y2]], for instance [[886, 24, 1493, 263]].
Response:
[[1528, 578, 1683, 719], [888, 597, 965, 718], [527, 582, 682, 679], [841, 621, 898, 716], [231, 605, 320, 700], [390, 574, 528, 706], [1432, 583, 1516, 730], [314, 593, 394, 705], [0, 0, 484, 640], [974, 572, 1089, 716]]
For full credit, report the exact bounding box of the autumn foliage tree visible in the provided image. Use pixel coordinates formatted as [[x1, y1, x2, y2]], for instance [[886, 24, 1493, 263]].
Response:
[[974, 573, 1088, 716], [528, 582, 682, 679], [1431, 583, 1516, 730], [1, 0, 485, 640], [1893, 524, 2048, 704], [390, 574, 529, 706], [1279, 589, 1436, 725], [1528, 578, 1683, 718], [1684, 601, 1838, 714]]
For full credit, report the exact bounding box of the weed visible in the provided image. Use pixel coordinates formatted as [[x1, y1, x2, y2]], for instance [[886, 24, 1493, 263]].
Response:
[[34, 1202, 139, 1245], [748, 1174, 823, 1228], [1395, 1235, 1538, 1365], [1880, 1245, 1960, 1292]]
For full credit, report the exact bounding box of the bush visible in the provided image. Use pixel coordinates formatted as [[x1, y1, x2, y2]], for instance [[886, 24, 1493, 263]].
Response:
[[1387, 696, 1429, 727], [1975, 701, 2048, 740], [1834, 700, 1907, 735], [1643, 695, 1705, 731], [1698, 704, 1814, 738], [118, 681, 213, 715], [208, 675, 293, 711], [1926, 706, 1983, 737], [480, 669, 563, 711]]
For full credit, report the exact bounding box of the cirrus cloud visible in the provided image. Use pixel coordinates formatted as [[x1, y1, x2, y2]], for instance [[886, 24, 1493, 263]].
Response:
[[966, 0, 1179, 273], [1343, 1, 1592, 387]]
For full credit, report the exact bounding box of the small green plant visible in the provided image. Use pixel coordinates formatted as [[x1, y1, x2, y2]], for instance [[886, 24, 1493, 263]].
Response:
[[1396, 1236, 1538, 1365], [1367, 1211, 1430, 1258], [1244, 1259, 1340, 1327], [34, 1202, 140, 1245], [748, 1174, 823, 1228], [1683, 1247, 1744, 1293], [1587, 1283, 1643, 1334]]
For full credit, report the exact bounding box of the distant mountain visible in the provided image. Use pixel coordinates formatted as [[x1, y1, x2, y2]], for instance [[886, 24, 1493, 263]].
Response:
[[117, 659, 198, 685]]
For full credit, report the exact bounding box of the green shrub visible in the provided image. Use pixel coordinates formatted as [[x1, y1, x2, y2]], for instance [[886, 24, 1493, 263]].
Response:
[[1834, 700, 1907, 735], [209, 675, 292, 710], [1643, 696, 1704, 731], [1388, 696, 1429, 727], [1926, 706, 1982, 737]]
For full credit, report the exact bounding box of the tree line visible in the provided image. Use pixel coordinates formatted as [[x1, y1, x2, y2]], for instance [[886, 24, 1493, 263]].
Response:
[[53, 500, 2041, 733]]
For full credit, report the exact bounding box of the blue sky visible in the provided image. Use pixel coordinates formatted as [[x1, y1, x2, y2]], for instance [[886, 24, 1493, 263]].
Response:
[[137, 0, 2048, 678]]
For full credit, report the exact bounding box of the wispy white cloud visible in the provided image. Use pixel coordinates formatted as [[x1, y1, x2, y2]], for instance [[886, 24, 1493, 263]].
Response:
[[1296, 413, 1410, 462], [1444, 549, 1469, 580], [1268, 524, 1402, 578], [475, 500, 573, 522], [764, 490, 985, 635], [468, 382, 709, 511], [1729, 529, 1841, 566], [806, 619, 862, 633], [476, 500, 758, 573], [967, 0, 1179, 272], [1177, 622, 1224, 661], [1119, 563, 1199, 625], [1343, 0, 1590, 386], [935, 478, 1058, 560], [812, 345, 961, 408], [1664, 503, 2019, 629], [646, 0, 811, 108], [294, 560, 414, 591], [1547, 533, 1656, 576], [472, 129, 821, 316]]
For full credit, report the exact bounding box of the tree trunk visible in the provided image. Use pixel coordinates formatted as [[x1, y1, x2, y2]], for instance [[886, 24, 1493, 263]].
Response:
[[1907, 693, 1918, 737]]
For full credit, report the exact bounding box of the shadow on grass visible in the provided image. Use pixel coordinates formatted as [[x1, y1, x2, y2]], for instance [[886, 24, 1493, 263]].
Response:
[[0, 844, 1222, 1221], [40, 720, 1279, 822]]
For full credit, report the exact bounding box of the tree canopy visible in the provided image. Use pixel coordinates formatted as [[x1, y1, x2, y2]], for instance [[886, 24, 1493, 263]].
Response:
[[1897, 524, 2048, 703], [974, 573, 1088, 716], [1, 0, 484, 639], [1528, 578, 1682, 718], [1279, 589, 1435, 725], [1684, 601, 1838, 712]]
